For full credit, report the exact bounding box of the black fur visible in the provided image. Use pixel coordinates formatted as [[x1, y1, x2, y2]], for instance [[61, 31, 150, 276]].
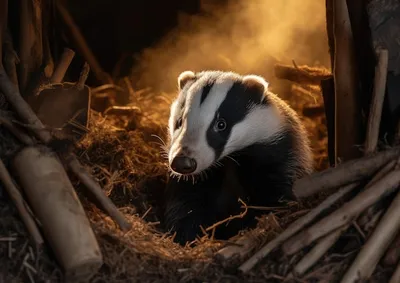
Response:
[[206, 81, 269, 159], [163, 130, 297, 246], [163, 72, 303, 246]]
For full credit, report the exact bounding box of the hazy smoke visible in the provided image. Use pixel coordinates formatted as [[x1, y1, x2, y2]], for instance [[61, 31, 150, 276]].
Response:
[[131, 0, 330, 94]]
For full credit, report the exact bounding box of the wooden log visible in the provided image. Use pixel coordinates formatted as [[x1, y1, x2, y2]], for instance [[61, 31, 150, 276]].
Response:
[[333, 0, 364, 162], [341, 188, 400, 283], [18, 0, 43, 93], [12, 146, 103, 281], [364, 49, 389, 155], [238, 182, 358, 273], [0, 158, 43, 245], [383, 232, 400, 266], [292, 224, 349, 277], [283, 169, 400, 255], [293, 146, 400, 198], [0, 65, 52, 143], [50, 48, 75, 83]]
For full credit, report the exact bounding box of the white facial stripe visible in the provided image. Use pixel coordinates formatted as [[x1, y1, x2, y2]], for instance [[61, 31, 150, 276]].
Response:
[[221, 104, 285, 157]]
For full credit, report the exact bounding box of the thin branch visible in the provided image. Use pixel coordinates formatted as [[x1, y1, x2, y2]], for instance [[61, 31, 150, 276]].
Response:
[[341, 188, 400, 283], [238, 182, 358, 273], [283, 169, 400, 256], [293, 146, 400, 198]]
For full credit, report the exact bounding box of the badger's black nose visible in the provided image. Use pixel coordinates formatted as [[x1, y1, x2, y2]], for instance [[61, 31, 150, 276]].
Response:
[[171, 156, 197, 174]]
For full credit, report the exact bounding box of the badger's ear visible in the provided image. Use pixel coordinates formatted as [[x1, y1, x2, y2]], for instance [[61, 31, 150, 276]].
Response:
[[242, 74, 269, 94], [177, 71, 196, 90]]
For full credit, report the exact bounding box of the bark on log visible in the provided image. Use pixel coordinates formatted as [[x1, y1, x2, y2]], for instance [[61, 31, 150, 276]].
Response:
[[364, 49, 389, 155], [333, 0, 364, 162], [293, 146, 400, 198], [12, 146, 103, 281], [50, 48, 75, 83]]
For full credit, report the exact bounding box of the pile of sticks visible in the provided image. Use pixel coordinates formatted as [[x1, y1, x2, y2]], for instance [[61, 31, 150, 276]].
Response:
[[0, 48, 131, 283], [216, 33, 400, 283]]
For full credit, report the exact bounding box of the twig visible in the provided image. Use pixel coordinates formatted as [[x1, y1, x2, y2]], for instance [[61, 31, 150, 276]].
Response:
[[292, 224, 349, 277], [273, 64, 332, 85], [0, 159, 44, 245], [0, 66, 52, 143], [56, 1, 111, 84], [341, 186, 400, 282], [205, 198, 248, 232], [0, 116, 35, 145], [283, 169, 400, 255], [238, 182, 358, 273], [293, 146, 400, 198], [364, 48, 389, 155], [50, 48, 75, 83], [389, 262, 400, 283], [65, 155, 132, 232], [76, 62, 90, 91]]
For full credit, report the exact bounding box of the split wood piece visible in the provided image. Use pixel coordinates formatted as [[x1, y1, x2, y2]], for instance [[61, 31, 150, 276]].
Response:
[[364, 49, 389, 155], [383, 232, 400, 266], [238, 182, 359, 273], [292, 224, 349, 277], [12, 146, 103, 281], [0, 66, 52, 143], [0, 158, 43, 245], [333, 0, 363, 162], [18, 0, 43, 92], [0, 65, 131, 231], [293, 146, 400, 198], [66, 154, 131, 232], [56, 1, 112, 85], [389, 262, 400, 283], [283, 169, 400, 256], [273, 64, 332, 85], [50, 48, 76, 83], [341, 188, 400, 282]]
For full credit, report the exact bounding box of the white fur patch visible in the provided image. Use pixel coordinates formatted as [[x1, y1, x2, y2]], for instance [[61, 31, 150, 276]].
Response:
[[222, 104, 285, 158]]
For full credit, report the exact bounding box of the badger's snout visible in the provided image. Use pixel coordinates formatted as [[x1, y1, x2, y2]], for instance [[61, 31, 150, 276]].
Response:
[[171, 155, 197, 174]]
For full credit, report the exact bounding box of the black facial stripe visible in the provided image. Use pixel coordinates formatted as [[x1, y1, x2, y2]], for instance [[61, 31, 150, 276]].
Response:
[[206, 81, 269, 159], [200, 80, 215, 105]]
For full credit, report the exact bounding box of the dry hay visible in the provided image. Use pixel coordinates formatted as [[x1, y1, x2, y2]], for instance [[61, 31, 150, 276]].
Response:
[[0, 75, 391, 283]]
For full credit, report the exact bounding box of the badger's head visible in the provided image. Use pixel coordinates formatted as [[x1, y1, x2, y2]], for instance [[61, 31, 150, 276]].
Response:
[[167, 70, 285, 177]]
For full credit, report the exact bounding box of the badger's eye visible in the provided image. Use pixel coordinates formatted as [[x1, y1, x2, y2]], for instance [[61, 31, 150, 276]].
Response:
[[175, 117, 183, 130], [214, 119, 227, 132]]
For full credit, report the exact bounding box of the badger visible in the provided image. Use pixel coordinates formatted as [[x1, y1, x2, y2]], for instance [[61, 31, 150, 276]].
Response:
[[162, 70, 313, 245]]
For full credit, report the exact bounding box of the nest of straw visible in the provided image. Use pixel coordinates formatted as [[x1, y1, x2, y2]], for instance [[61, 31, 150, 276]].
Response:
[[0, 77, 390, 282]]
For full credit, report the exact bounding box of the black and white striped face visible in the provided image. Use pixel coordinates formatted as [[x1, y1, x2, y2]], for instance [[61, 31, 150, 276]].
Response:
[[167, 70, 284, 176]]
